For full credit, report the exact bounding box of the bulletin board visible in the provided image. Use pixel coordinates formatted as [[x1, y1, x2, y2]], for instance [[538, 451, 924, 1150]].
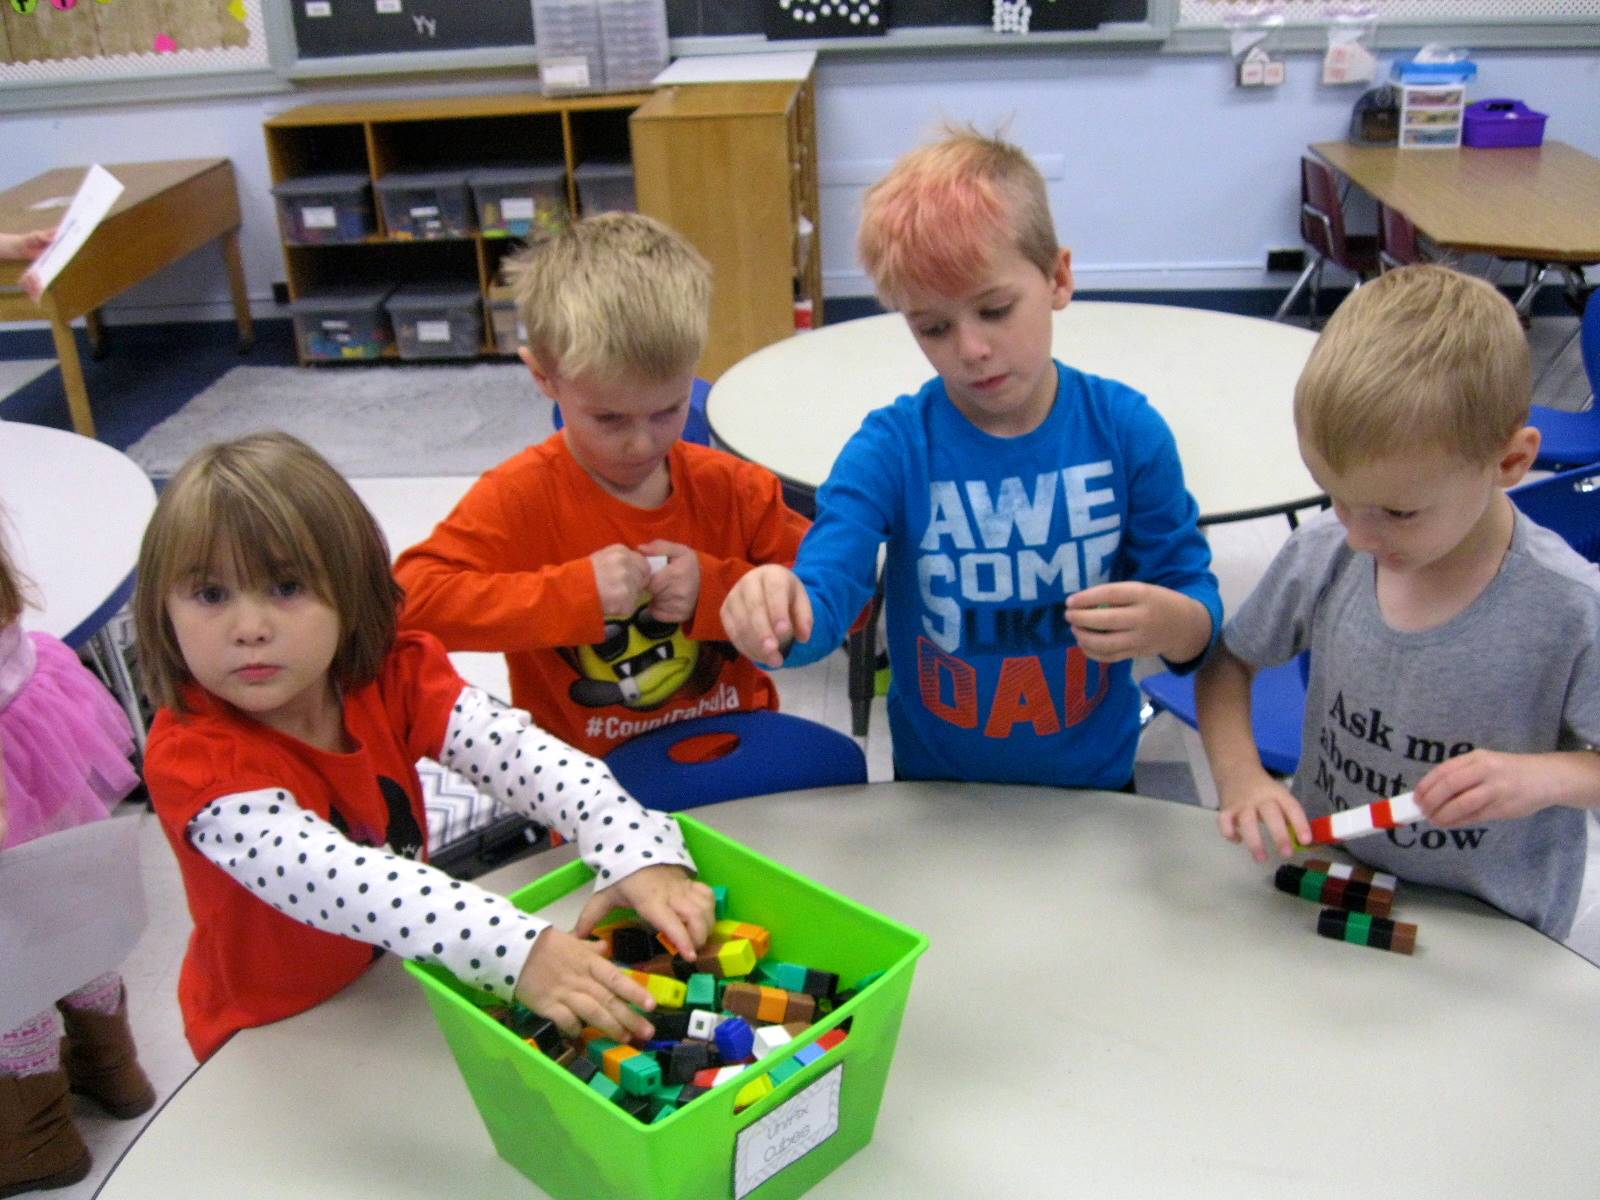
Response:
[[0, 0, 274, 87]]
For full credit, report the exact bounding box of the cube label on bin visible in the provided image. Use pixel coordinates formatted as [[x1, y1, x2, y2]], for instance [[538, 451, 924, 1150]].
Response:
[[733, 1064, 843, 1199]]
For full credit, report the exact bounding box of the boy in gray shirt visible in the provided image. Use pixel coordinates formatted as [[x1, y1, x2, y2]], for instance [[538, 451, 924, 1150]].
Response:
[[1196, 265, 1600, 962]]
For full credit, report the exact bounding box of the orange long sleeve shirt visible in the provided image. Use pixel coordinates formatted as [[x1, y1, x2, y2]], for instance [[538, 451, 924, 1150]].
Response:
[[394, 435, 810, 756]]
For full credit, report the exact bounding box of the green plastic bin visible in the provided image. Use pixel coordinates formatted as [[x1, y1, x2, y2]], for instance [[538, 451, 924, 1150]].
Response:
[[406, 815, 927, 1200]]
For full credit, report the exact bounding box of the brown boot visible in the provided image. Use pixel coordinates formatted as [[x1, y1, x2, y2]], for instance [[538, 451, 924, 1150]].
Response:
[[57, 991, 156, 1120], [0, 1069, 91, 1198]]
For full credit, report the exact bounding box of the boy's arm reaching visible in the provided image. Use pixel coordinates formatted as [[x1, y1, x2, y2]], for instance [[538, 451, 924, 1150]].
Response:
[[721, 565, 815, 668], [683, 469, 811, 641], [1196, 644, 1312, 860]]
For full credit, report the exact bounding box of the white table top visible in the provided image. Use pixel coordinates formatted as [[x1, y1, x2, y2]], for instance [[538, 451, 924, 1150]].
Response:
[[709, 302, 1324, 523], [0, 420, 156, 646], [100, 783, 1600, 1200]]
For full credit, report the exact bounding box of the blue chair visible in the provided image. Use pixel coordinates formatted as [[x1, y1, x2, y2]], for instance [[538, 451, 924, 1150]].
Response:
[[1510, 463, 1600, 563], [1530, 291, 1600, 470], [551, 377, 714, 447], [604, 710, 866, 813], [1139, 652, 1309, 807]]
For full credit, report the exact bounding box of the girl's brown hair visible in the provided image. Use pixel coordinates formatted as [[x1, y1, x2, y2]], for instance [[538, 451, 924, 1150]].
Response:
[[0, 513, 30, 628], [133, 432, 403, 713]]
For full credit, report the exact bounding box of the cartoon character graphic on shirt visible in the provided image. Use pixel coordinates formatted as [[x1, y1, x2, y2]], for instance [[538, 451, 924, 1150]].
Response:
[[561, 602, 736, 711], [325, 775, 426, 861]]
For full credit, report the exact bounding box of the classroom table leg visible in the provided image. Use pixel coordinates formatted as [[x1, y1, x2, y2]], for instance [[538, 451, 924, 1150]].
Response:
[[220, 228, 255, 353], [47, 313, 96, 438], [84, 307, 107, 360]]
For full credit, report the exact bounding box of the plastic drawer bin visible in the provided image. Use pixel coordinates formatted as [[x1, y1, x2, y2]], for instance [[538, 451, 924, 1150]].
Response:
[[288, 286, 393, 361], [271, 173, 374, 245], [469, 165, 569, 238], [406, 815, 927, 1200], [385, 284, 484, 360], [574, 160, 637, 214], [375, 170, 473, 239], [1463, 99, 1547, 148], [487, 285, 524, 354]]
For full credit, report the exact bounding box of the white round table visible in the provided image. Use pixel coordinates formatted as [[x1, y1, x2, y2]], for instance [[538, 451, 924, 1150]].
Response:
[[709, 302, 1324, 524], [97, 784, 1600, 1200], [0, 420, 157, 743]]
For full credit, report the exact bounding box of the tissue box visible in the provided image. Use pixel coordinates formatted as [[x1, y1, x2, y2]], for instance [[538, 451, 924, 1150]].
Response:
[[1463, 99, 1548, 148]]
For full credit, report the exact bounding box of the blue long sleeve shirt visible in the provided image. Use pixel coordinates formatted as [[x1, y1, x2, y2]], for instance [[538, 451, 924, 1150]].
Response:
[[785, 362, 1222, 788]]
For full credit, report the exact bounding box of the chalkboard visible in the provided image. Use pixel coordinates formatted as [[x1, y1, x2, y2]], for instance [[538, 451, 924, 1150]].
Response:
[[290, 0, 1156, 61]]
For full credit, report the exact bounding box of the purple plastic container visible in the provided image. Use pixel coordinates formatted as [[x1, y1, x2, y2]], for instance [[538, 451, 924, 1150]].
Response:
[[1463, 99, 1548, 148]]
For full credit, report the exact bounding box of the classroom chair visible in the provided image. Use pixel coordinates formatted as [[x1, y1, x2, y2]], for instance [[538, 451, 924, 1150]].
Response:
[[1509, 462, 1600, 564], [1139, 653, 1309, 809], [1274, 157, 1380, 324], [1376, 203, 1426, 272], [603, 709, 867, 813], [1529, 291, 1600, 470], [551, 377, 714, 446]]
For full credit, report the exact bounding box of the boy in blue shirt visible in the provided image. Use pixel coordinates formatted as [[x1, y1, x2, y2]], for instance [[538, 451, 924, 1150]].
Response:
[[721, 128, 1220, 788]]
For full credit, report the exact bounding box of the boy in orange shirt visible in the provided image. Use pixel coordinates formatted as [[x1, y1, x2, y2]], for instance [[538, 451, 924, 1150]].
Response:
[[395, 213, 809, 757]]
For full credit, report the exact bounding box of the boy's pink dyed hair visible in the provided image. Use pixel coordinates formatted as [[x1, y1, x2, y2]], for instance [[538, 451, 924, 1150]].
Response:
[[857, 126, 1059, 309]]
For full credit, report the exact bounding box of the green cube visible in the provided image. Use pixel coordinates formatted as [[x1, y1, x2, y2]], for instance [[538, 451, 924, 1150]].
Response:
[[686, 973, 717, 1009], [619, 1054, 662, 1096]]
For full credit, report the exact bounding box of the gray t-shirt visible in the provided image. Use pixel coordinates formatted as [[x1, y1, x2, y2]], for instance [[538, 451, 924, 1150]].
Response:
[[1225, 507, 1600, 942]]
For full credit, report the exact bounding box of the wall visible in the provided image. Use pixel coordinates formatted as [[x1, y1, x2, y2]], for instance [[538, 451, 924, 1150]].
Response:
[[2, 44, 1596, 325]]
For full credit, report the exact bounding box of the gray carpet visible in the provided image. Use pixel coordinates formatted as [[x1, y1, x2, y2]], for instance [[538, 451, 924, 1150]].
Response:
[[126, 363, 556, 478]]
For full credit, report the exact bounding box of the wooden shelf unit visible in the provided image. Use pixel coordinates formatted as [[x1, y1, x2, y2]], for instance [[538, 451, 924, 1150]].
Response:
[[263, 93, 650, 364], [630, 73, 822, 381]]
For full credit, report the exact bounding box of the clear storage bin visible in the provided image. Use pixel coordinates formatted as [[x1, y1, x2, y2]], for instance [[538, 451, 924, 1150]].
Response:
[[271, 173, 374, 245], [385, 283, 484, 360], [288, 286, 393, 361], [573, 160, 636, 214], [469, 165, 570, 238], [375, 170, 473, 239], [533, 0, 604, 94], [599, 0, 669, 90], [487, 284, 525, 355]]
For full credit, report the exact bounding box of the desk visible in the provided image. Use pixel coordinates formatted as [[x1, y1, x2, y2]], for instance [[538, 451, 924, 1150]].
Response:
[[1311, 140, 1600, 312], [0, 159, 254, 439], [98, 784, 1600, 1199], [0, 420, 157, 744], [708, 302, 1323, 525]]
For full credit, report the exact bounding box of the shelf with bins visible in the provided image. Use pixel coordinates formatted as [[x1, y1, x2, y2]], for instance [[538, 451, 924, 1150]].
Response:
[[263, 93, 649, 365]]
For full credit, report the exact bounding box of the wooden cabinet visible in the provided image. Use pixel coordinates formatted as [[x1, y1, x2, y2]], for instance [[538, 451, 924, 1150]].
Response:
[[629, 74, 822, 381], [263, 93, 649, 365]]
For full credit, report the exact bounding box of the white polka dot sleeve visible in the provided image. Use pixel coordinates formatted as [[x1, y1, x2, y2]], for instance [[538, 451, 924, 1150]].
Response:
[[437, 686, 695, 886], [188, 791, 545, 1001]]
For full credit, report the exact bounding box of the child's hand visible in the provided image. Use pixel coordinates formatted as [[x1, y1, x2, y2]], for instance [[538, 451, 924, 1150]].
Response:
[[639, 539, 700, 626], [1414, 749, 1554, 827], [575, 864, 714, 965], [514, 926, 658, 1042], [590, 544, 652, 617], [1, 227, 54, 262], [1065, 583, 1211, 664], [720, 565, 812, 668], [1217, 775, 1312, 863]]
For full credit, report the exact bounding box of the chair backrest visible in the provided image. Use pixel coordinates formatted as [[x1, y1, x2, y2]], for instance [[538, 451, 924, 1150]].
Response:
[[1299, 156, 1352, 265], [604, 710, 867, 813], [1582, 291, 1600, 405], [551, 376, 714, 446], [1376, 202, 1422, 271], [1509, 464, 1600, 564]]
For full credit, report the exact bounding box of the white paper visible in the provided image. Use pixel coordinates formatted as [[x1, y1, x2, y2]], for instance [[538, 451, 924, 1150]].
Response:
[[541, 57, 591, 91], [653, 51, 817, 85], [416, 319, 451, 343], [501, 197, 536, 221], [24, 165, 124, 295], [301, 204, 337, 230], [734, 1064, 842, 1198], [0, 816, 147, 1030]]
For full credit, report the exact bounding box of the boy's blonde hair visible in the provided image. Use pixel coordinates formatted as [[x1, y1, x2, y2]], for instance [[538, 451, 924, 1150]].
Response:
[[133, 432, 403, 714], [857, 124, 1060, 310], [1295, 264, 1530, 472], [505, 211, 710, 382]]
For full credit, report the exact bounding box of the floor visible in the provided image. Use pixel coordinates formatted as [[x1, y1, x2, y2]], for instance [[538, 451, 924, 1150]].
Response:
[[0, 303, 1589, 1199]]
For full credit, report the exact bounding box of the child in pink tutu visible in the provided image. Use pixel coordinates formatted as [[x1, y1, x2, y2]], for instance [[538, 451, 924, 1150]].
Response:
[[0, 516, 154, 1197]]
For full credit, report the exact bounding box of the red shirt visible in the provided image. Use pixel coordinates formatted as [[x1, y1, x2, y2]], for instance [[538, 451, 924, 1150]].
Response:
[[394, 436, 809, 755], [146, 631, 462, 1061]]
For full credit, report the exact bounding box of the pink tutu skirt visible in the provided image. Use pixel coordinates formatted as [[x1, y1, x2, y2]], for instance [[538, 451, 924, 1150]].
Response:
[[1, 629, 139, 850]]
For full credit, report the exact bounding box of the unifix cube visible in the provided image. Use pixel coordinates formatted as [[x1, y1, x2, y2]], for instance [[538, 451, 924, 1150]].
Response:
[[753, 1024, 795, 1058], [651, 1010, 691, 1041], [1308, 792, 1424, 844], [666, 1040, 714, 1085], [792, 1041, 825, 1068], [588, 1072, 621, 1101], [734, 1072, 775, 1111], [567, 1056, 598, 1084], [711, 885, 728, 919], [507, 1006, 565, 1056], [1302, 857, 1400, 894], [765, 961, 840, 999], [1274, 862, 1394, 918], [624, 969, 687, 1009], [634, 954, 681, 978], [593, 919, 649, 962], [618, 1052, 662, 1096], [816, 1027, 847, 1052], [693, 1063, 748, 1089], [687, 1009, 722, 1040], [693, 937, 758, 978], [722, 981, 816, 1025], [713, 1016, 755, 1063], [712, 919, 772, 958], [685, 973, 718, 1009], [1316, 907, 1418, 955]]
